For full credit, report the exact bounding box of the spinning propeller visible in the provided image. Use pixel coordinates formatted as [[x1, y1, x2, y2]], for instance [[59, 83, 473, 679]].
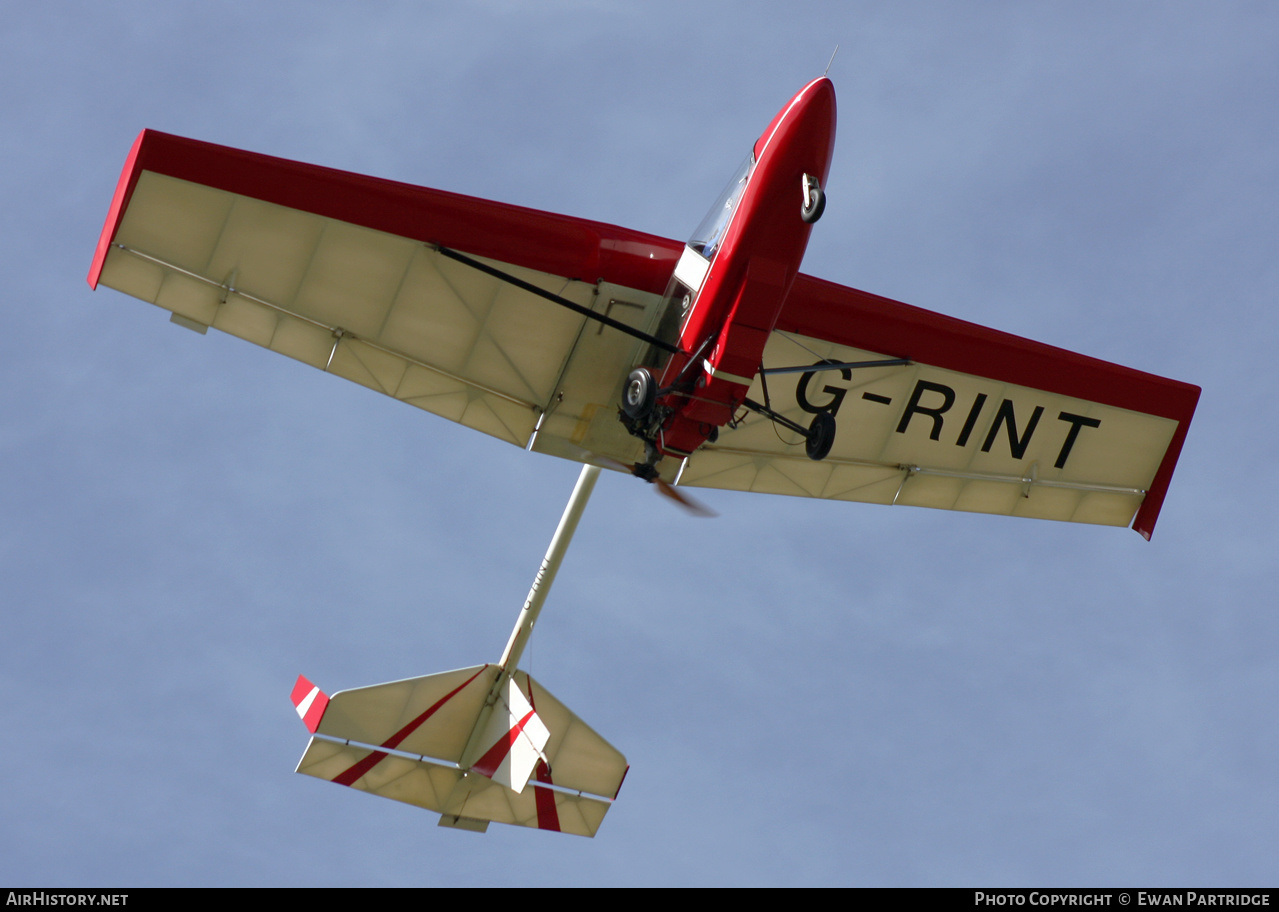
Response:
[[651, 471, 717, 518], [562, 447, 715, 518], [601, 455, 716, 518]]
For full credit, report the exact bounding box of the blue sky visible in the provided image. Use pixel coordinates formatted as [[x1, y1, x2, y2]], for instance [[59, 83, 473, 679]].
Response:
[[2, 2, 1276, 886]]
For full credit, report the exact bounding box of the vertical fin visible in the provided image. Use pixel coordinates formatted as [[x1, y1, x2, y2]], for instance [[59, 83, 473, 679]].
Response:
[[469, 677, 549, 793]]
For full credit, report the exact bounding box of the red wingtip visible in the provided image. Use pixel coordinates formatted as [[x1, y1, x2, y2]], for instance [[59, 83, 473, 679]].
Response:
[[613, 765, 630, 800], [88, 129, 150, 289], [290, 674, 329, 733]]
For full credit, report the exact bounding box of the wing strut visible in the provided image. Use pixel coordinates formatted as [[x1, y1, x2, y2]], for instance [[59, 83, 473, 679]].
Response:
[[435, 245, 681, 355]]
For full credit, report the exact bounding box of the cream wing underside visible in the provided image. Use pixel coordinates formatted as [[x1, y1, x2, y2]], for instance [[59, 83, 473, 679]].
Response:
[[96, 170, 663, 468]]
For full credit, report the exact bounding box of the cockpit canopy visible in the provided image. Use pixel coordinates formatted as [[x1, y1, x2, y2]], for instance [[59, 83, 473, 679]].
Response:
[[645, 152, 756, 365], [687, 153, 754, 260]]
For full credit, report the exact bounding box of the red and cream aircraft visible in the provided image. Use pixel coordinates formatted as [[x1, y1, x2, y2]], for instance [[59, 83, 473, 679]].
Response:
[[89, 77, 1199, 836]]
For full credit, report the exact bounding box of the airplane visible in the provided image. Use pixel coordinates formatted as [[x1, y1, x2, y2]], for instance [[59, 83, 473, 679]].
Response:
[[88, 77, 1200, 836]]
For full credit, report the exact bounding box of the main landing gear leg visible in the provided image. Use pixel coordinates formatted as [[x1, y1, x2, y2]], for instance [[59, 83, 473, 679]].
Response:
[[740, 396, 837, 462]]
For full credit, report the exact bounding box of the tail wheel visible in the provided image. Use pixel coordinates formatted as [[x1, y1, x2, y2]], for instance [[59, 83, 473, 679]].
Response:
[[622, 366, 656, 419], [805, 411, 836, 461], [801, 173, 826, 224]]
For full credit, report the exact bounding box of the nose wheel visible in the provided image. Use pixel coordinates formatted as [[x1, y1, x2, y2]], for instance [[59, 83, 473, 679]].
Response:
[[801, 173, 825, 224]]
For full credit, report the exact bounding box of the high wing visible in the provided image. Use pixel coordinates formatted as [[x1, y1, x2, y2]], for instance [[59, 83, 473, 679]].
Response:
[[678, 274, 1200, 539], [90, 131, 1197, 538], [88, 130, 682, 466]]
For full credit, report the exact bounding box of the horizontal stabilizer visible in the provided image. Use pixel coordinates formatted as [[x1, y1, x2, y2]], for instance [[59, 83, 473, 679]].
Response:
[[294, 737, 613, 837], [516, 671, 629, 800], [316, 664, 497, 761], [290, 666, 627, 836]]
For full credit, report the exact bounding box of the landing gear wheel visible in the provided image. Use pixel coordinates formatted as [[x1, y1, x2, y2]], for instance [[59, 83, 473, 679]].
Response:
[[805, 411, 836, 461], [801, 173, 826, 224], [622, 367, 656, 419]]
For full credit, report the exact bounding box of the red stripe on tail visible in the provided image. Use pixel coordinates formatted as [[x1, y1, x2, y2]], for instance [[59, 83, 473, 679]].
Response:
[[330, 666, 489, 787], [471, 709, 537, 779], [526, 679, 560, 831], [533, 759, 561, 832]]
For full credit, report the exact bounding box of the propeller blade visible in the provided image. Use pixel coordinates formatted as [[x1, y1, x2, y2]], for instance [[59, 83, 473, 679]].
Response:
[[559, 445, 716, 517], [655, 478, 717, 518]]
